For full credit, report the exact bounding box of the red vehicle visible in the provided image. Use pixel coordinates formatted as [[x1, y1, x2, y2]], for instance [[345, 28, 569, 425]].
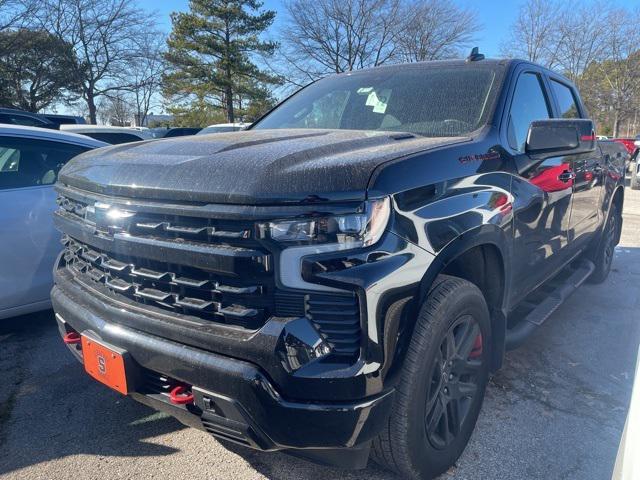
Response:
[[613, 138, 636, 154]]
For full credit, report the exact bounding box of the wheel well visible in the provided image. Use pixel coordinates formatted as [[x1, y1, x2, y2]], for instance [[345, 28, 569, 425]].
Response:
[[439, 244, 506, 370], [440, 244, 504, 314]]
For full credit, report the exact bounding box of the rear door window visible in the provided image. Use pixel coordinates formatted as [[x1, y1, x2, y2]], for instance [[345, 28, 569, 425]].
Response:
[[0, 136, 89, 190], [550, 80, 581, 118]]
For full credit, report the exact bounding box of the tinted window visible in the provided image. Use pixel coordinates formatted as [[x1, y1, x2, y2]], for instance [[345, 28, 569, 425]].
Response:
[[550, 80, 580, 118], [507, 72, 551, 152], [164, 128, 201, 137], [0, 137, 88, 190], [0, 113, 50, 128], [83, 132, 142, 144], [254, 65, 501, 137], [45, 117, 82, 127]]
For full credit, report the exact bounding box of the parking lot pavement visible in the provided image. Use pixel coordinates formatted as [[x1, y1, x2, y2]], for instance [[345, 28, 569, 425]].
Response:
[[1, 189, 640, 480]]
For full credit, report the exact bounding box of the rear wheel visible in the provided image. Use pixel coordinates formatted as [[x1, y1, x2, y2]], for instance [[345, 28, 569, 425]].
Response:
[[588, 202, 619, 284], [372, 275, 491, 479]]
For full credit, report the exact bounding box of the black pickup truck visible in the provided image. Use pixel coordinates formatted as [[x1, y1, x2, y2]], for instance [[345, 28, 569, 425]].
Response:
[[52, 53, 625, 479]]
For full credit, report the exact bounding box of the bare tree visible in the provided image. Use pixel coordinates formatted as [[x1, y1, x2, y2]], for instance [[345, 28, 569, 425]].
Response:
[[397, 0, 479, 62], [581, 8, 640, 136], [281, 0, 402, 83], [126, 37, 166, 126], [97, 93, 132, 126], [37, 0, 159, 123], [556, 2, 611, 87], [278, 0, 480, 87], [500, 0, 563, 68], [0, 0, 35, 32]]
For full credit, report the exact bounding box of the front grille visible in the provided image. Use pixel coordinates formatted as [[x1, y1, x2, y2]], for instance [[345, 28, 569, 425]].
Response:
[[62, 236, 271, 329], [56, 192, 274, 329]]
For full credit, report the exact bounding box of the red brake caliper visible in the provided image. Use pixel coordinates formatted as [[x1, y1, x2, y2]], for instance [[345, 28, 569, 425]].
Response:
[[469, 333, 483, 359]]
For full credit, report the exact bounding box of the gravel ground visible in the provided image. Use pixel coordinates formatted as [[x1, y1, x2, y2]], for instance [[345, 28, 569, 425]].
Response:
[[1, 185, 639, 480]]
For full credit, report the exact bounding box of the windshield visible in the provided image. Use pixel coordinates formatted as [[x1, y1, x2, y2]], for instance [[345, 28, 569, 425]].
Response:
[[254, 64, 501, 137]]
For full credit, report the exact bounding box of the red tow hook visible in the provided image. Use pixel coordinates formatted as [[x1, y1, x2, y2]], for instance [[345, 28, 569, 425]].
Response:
[[169, 385, 194, 405], [63, 331, 82, 345]]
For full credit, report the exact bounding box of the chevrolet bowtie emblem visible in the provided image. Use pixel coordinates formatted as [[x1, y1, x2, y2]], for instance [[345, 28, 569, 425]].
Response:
[[87, 202, 135, 236]]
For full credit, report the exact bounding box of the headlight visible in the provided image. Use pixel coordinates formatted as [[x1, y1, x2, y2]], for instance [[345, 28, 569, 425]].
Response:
[[267, 197, 390, 249]]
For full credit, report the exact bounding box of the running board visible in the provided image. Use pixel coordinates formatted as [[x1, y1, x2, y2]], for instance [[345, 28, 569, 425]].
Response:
[[505, 259, 595, 350]]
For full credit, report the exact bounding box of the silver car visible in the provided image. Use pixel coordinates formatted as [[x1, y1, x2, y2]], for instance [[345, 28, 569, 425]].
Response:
[[0, 125, 107, 319]]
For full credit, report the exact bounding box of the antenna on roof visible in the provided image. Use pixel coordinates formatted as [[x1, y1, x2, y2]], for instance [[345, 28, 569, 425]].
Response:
[[466, 47, 485, 62]]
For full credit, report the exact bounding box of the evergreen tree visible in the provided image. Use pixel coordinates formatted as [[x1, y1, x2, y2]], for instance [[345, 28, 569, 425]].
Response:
[[163, 0, 278, 123], [0, 29, 81, 111]]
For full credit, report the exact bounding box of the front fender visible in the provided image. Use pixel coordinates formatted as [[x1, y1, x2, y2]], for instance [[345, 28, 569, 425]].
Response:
[[389, 172, 514, 256]]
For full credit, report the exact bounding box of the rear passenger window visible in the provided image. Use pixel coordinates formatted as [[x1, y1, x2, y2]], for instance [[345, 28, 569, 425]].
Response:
[[550, 80, 580, 118], [0, 137, 88, 190], [507, 72, 551, 152]]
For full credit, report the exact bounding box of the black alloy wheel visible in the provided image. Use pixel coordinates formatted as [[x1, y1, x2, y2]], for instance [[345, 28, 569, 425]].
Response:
[[425, 315, 483, 450]]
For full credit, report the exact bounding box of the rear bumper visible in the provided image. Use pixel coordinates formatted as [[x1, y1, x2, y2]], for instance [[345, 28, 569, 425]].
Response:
[[52, 282, 394, 467]]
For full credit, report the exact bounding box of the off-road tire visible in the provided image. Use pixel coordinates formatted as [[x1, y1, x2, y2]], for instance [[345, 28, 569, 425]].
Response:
[[371, 275, 491, 479], [588, 202, 620, 284]]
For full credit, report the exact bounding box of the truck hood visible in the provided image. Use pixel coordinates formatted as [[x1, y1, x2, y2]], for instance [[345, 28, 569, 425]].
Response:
[[59, 129, 467, 204]]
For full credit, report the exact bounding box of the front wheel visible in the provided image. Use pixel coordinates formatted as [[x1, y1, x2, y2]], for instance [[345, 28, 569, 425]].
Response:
[[372, 275, 491, 479]]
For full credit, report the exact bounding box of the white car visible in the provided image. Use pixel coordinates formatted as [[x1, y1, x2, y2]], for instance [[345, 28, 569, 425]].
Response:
[[196, 123, 249, 135], [630, 149, 640, 190], [0, 125, 107, 319], [613, 346, 640, 479], [60, 125, 153, 144]]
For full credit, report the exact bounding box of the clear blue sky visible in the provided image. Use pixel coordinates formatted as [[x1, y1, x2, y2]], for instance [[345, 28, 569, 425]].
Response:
[[136, 0, 638, 58]]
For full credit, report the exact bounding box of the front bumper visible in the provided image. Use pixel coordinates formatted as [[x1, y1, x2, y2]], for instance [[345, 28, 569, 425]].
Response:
[[52, 281, 394, 468]]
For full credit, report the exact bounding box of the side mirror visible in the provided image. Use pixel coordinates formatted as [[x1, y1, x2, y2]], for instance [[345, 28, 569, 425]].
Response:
[[525, 119, 596, 157]]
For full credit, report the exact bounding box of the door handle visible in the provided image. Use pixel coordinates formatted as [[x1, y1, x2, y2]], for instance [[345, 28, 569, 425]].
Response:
[[558, 170, 576, 183]]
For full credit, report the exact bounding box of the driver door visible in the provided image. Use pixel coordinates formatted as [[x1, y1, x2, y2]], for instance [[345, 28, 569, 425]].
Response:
[[507, 71, 573, 306]]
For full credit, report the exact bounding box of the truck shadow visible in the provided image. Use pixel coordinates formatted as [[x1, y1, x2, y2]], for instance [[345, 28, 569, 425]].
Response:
[[0, 311, 186, 476], [221, 441, 405, 480]]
